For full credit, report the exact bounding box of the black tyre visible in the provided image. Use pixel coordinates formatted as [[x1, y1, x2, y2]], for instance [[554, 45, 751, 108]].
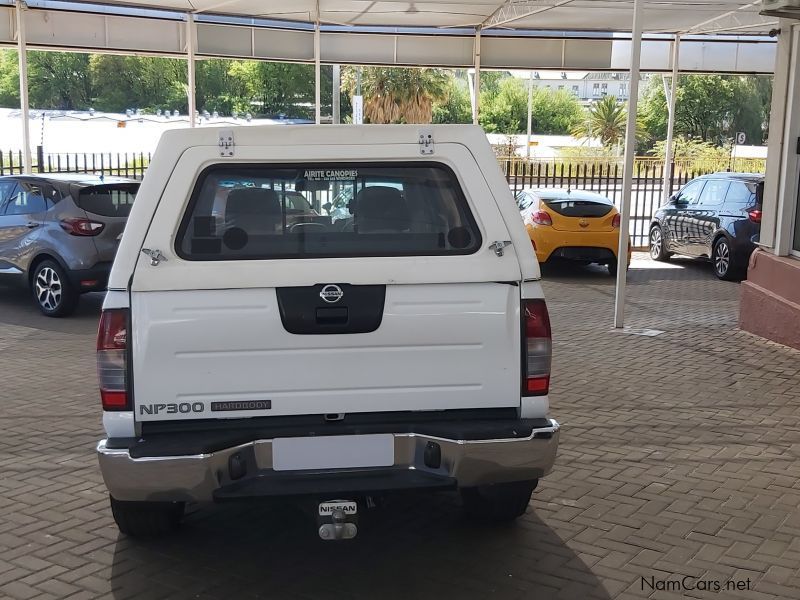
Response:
[[461, 480, 537, 522], [712, 237, 741, 281], [608, 261, 618, 276], [649, 226, 671, 262], [110, 497, 185, 537], [31, 260, 79, 317]]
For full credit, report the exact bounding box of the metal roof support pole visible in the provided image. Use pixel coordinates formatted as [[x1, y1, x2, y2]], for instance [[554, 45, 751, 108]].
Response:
[[332, 64, 340, 124], [614, 0, 643, 329], [314, 19, 321, 125], [15, 0, 31, 174], [526, 70, 534, 158], [186, 13, 197, 128], [473, 27, 481, 125], [662, 34, 680, 202]]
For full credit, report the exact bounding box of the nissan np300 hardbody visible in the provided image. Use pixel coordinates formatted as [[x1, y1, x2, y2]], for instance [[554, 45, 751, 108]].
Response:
[[96, 125, 560, 538]]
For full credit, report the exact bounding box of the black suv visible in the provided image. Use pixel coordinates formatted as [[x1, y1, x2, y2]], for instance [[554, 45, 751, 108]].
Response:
[[649, 173, 763, 280]]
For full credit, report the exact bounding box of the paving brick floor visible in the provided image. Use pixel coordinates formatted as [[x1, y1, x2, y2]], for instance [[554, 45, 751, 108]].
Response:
[[1, 254, 799, 599]]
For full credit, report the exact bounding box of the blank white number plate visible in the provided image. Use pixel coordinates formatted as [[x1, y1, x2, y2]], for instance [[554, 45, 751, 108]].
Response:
[[272, 434, 394, 471]]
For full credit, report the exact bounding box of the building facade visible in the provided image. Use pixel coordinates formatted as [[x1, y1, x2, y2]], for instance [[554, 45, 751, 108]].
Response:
[[527, 72, 631, 105], [740, 19, 800, 350]]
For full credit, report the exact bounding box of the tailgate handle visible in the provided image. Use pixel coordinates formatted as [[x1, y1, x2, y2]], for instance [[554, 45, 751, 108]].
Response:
[[316, 307, 348, 325]]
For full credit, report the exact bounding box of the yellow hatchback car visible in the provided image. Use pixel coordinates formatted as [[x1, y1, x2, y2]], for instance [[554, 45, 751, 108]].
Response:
[[516, 188, 630, 275]]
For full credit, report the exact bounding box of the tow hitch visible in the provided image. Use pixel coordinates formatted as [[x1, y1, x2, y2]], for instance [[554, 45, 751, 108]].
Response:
[[317, 500, 358, 540]]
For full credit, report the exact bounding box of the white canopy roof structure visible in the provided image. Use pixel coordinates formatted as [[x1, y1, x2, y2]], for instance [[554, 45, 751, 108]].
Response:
[[67, 1, 776, 35], [0, 1, 778, 74]]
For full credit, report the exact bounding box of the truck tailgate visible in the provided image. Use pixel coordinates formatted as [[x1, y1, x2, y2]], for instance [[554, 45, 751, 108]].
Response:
[[132, 282, 520, 421]]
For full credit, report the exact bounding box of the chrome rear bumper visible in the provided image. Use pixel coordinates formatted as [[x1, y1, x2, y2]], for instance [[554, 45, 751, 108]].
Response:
[[97, 419, 560, 502]]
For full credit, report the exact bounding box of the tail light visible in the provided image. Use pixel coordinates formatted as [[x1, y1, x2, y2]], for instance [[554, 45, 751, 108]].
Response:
[[522, 299, 552, 396], [612, 214, 621, 229], [97, 309, 129, 411], [748, 209, 762, 224], [60, 218, 105, 236], [532, 210, 553, 226]]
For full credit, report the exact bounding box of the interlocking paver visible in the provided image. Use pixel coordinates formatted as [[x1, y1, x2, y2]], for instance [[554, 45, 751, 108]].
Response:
[[1, 255, 799, 599]]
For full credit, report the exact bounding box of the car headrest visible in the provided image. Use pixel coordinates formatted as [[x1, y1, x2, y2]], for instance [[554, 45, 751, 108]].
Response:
[[355, 186, 409, 232], [226, 188, 280, 219]]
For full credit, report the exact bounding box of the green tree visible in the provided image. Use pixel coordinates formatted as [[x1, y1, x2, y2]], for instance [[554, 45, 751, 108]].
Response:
[[90, 55, 186, 112], [529, 88, 584, 135], [432, 75, 472, 124], [0, 50, 19, 107], [227, 61, 319, 118], [733, 76, 772, 144], [651, 137, 730, 163], [342, 66, 448, 124], [479, 76, 527, 133], [477, 70, 509, 99], [195, 59, 247, 114], [28, 51, 92, 110], [674, 75, 736, 143], [571, 95, 628, 148], [640, 74, 772, 146], [477, 78, 583, 134]]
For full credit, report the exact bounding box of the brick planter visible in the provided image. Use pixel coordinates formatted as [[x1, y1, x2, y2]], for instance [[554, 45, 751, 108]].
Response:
[[740, 249, 800, 350]]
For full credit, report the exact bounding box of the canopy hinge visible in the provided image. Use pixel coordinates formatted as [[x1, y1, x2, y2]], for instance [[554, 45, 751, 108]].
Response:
[[418, 128, 434, 155], [219, 129, 235, 157], [141, 248, 167, 266], [489, 240, 513, 257]]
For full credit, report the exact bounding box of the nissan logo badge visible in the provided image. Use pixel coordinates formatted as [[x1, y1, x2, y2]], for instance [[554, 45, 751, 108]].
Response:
[[320, 284, 344, 304]]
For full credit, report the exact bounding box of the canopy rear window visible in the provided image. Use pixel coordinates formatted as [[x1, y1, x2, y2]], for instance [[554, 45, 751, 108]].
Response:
[[76, 184, 139, 217], [177, 163, 481, 260], [542, 196, 613, 218]]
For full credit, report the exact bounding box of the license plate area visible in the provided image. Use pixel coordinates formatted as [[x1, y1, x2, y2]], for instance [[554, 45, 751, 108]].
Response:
[[272, 434, 394, 471]]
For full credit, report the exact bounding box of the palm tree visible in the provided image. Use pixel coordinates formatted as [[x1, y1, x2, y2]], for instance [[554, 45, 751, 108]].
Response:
[[572, 95, 629, 149], [342, 67, 449, 124]]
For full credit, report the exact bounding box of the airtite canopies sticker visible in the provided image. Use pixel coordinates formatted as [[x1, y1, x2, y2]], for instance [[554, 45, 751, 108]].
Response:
[[304, 169, 358, 181]]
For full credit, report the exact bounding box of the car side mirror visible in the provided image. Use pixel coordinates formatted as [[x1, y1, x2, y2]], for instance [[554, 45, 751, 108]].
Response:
[[672, 194, 688, 206]]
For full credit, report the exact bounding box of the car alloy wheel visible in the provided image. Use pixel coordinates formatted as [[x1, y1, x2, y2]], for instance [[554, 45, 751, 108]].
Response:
[[714, 239, 730, 278], [35, 266, 63, 312], [649, 228, 663, 260]]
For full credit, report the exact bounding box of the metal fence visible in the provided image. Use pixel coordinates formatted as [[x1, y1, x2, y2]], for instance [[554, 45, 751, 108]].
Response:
[[0, 147, 151, 179], [0, 147, 764, 249], [501, 158, 766, 248]]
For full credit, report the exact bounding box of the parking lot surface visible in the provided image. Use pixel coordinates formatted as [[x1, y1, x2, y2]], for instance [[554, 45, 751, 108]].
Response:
[[1, 255, 799, 600]]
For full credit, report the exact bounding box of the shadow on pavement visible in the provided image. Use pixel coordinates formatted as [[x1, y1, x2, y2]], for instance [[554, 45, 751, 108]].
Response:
[[0, 284, 103, 332], [540, 256, 722, 285], [110, 494, 611, 600]]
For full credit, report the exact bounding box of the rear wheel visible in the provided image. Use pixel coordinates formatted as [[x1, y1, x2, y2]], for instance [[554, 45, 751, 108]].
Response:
[[712, 237, 741, 281], [461, 480, 537, 522], [649, 226, 671, 262], [31, 260, 78, 317], [110, 497, 185, 537]]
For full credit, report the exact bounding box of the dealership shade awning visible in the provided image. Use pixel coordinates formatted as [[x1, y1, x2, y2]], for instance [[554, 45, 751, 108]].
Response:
[[0, 2, 777, 75], [68, 0, 776, 35]]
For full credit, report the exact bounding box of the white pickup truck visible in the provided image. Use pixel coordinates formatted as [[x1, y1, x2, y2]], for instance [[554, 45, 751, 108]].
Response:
[[96, 124, 560, 539]]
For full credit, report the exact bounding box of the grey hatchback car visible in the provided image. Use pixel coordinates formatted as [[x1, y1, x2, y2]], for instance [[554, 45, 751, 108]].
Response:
[[0, 174, 139, 316]]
